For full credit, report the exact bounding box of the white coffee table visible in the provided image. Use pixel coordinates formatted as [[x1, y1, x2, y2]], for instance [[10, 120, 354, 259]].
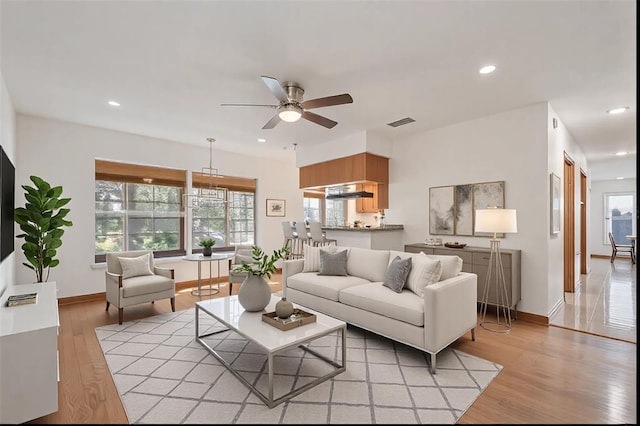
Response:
[[195, 295, 346, 408]]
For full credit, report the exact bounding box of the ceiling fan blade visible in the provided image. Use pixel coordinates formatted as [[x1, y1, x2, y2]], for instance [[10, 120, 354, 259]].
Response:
[[302, 111, 338, 129], [302, 93, 353, 110], [261, 76, 289, 103], [220, 103, 278, 108], [262, 113, 281, 130]]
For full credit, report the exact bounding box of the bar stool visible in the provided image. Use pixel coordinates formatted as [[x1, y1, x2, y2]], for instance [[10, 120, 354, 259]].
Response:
[[309, 221, 337, 247], [295, 221, 311, 256], [281, 221, 300, 259]]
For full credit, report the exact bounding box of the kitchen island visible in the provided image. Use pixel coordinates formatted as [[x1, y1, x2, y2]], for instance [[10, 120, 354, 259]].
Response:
[[321, 225, 404, 251]]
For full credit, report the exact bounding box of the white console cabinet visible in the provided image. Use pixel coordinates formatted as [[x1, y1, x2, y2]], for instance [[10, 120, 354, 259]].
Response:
[[0, 282, 59, 423]]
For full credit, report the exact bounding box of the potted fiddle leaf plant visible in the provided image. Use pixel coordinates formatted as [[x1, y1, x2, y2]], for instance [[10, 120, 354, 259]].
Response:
[[231, 244, 290, 312], [14, 175, 73, 283], [198, 238, 216, 256]]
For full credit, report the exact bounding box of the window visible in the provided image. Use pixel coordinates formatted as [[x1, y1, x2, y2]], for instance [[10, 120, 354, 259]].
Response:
[[95, 160, 257, 262], [191, 172, 256, 252], [604, 192, 636, 245], [191, 189, 255, 247], [303, 190, 346, 226], [95, 181, 184, 261], [303, 194, 321, 223]]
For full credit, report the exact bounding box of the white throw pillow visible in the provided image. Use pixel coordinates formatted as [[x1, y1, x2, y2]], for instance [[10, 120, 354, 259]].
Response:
[[420, 252, 463, 281], [404, 256, 442, 297], [118, 253, 153, 279], [303, 244, 337, 272]]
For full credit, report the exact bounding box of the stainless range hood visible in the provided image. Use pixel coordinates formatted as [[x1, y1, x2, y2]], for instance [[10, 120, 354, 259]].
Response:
[[326, 191, 374, 200]]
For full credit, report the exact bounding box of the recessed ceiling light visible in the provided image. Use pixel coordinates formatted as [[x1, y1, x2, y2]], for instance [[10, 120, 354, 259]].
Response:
[[616, 177, 624, 180], [479, 65, 496, 74], [615, 151, 628, 156], [606, 106, 629, 115], [257, 138, 266, 143], [107, 100, 120, 107]]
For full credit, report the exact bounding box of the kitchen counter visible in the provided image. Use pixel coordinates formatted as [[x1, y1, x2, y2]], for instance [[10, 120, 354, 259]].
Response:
[[321, 225, 404, 250], [321, 224, 404, 232]]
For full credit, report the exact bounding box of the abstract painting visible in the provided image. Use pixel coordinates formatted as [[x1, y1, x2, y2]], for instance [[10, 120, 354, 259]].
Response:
[[473, 181, 505, 237], [429, 186, 454, 235], [454, 184, 473, 236]]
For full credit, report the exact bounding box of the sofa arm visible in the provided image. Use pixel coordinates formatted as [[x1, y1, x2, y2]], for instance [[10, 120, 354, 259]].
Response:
[[154, 266, 175, 280], [282, 259, 304, 288], [422, 272, 477, 353], [105, 271, 123, 305]]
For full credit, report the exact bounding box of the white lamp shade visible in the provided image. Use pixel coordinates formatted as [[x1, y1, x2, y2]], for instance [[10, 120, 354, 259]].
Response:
[[475, 208, 518, 233]]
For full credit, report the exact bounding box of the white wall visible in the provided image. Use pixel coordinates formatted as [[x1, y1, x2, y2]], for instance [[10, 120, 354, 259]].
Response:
[[0, 71, 16, 295], [15, 114, 302, 298], [547, 104, 588, 310], [387, 102, 573, 317], [589, 178, 637, 256]]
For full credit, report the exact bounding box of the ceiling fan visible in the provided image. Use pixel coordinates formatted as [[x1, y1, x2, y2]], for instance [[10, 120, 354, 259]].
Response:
[[221, 76, 353, 130]]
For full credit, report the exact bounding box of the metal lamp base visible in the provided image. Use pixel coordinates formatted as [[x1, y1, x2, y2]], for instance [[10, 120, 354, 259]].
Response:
[[479, 238, 512, 334]]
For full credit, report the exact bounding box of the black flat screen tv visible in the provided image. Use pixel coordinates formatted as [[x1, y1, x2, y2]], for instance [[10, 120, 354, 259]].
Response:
[[1, 145, 15, 262]]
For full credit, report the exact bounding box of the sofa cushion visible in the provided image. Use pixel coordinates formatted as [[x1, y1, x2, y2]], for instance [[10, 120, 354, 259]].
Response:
[[346, 247, 390, 282], [319, 249, 348, 276], [119, 253, 153, 279], [383, 256, 412, 293], [421, 253, 463, 281], [122, 274, 174, 298], [303, 244, 337, 272], [339, 282, 425, 327], [287, 272, 370, 301], [404, 256, 442, 297]]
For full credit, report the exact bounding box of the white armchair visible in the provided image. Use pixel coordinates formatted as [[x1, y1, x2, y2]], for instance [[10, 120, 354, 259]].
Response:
[[105, 250, 176, 324], [227, 244, 254, 295]]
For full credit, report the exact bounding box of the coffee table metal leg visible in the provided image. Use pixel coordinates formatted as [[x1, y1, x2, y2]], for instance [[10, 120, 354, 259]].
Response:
[[195, 313, 346, 408]]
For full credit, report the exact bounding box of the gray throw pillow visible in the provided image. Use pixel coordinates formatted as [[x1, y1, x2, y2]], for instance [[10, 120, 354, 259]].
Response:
[[318, 249, 348, 276], [383, 256, 413, 293]]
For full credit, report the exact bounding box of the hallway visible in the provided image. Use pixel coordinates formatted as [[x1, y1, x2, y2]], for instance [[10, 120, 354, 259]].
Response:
[[550, 257, 636, 343]]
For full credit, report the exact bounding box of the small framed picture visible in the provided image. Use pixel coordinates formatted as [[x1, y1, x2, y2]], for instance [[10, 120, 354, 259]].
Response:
[[266, 199, 286, 217]]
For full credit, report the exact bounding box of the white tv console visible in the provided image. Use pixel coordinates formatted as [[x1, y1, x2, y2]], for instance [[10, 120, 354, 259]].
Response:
[[0, 282, 59, 423]]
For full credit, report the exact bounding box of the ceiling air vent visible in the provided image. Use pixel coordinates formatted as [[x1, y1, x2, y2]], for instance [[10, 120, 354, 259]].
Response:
[[386, 117, 416, 128]]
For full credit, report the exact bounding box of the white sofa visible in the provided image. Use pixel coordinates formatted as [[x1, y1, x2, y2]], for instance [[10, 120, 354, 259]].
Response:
[[282, 246, 477, 373]]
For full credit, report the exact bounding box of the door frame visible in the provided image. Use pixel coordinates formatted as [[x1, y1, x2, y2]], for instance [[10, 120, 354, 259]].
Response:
[[580, 169, 587, 275], [564, 152, 576, 293]]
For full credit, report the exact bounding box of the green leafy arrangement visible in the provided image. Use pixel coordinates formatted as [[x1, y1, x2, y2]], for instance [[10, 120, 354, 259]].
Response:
[[198, 239, 216, 248], [231, 245, 290, 279], [14, 175, 73, 283]]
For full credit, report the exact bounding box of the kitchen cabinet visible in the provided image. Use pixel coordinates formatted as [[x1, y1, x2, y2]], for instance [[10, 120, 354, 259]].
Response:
[[404, 243, 522, 314], [299, 152, 388, 189], [355, 183, 388, 212]]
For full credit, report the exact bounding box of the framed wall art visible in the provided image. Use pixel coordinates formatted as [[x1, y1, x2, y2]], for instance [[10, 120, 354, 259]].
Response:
[[429, 185, 454, 235], [454, 184, 474, 236], [550, 173, 561, 234], [266, 198, 286, 217]]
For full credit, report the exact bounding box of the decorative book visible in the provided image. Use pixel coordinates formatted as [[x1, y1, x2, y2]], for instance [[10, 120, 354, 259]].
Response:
[[5, 292, 38, 307], [262, 308, 317, 331]]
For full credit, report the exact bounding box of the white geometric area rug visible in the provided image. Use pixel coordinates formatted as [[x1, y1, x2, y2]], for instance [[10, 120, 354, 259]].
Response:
[[95, 310, 502, 424]]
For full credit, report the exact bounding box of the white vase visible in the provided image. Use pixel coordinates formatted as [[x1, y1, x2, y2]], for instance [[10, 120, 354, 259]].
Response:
[[237, 274, 271, 312]]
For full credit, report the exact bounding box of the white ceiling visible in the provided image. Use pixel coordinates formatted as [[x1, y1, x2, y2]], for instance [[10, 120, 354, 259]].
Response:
[[1, 1, 636, 178]]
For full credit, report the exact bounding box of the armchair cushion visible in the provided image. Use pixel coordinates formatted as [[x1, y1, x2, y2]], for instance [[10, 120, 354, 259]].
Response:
[[122, 274, 175, 298], [118, 253, 154, 279]]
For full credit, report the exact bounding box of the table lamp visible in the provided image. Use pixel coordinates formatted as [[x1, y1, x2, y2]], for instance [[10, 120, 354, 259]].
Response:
[[474, 207, 518, 333]]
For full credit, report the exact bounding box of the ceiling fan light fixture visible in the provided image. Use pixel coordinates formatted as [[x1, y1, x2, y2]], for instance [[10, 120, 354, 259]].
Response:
[[278, 104, 303, 122]]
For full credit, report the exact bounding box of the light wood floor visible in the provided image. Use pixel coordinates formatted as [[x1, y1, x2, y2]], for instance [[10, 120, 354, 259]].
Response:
[[31, 277, 636, 424], [550, 257, 636, 343]]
